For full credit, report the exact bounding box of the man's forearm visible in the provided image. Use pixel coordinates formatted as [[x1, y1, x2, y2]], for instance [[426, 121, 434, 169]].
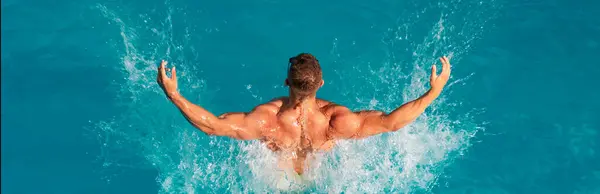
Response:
[[167, 92, 220, 134], [385, 87, 442, 129]]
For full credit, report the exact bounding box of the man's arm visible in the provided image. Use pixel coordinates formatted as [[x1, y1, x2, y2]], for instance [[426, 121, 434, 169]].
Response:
[[156, 60, 266, 140], [330, 56, 451, 139], [168, 94, 268, 140]]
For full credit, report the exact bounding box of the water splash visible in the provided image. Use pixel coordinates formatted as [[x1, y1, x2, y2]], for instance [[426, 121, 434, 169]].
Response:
[[91, 0, 499, 193]]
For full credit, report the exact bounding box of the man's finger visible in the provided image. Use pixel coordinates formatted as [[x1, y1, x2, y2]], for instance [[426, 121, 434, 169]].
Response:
[[157, 61, 162, 75], [160, 60, 168, 78], [437, 56, 450, 77], [431, 64, 437, 83], [157, 63, 163, 81], [171, 66, 177, 81], [441, 57, 450, 74]]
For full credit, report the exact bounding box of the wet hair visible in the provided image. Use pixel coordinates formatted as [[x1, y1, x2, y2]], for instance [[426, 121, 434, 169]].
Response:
[[287, 53, 322, 95]]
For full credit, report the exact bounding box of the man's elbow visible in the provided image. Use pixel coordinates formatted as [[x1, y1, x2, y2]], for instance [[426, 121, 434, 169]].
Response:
[[386, 125, 403, 132], [200, 129, 232, 138], [382, 115, 407, 132], [203, 130, 217, 136], [198, 126, 249, 140], [389, 120, 411, 132], [191, 123, 218, 136]]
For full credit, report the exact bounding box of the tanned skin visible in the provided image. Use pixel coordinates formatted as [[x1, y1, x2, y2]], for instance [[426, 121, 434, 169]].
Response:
[[157, 56, 451, 175]]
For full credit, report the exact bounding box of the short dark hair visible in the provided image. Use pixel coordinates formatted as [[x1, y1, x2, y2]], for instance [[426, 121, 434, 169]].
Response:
[[287, 53, 322, 94]]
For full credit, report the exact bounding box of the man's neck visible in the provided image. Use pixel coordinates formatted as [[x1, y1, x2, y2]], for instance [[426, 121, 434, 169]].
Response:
[[287, 92, 318, 110]]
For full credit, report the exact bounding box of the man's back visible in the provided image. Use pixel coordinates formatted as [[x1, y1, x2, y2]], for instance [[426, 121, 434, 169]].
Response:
[[252, 97, 344, 174]]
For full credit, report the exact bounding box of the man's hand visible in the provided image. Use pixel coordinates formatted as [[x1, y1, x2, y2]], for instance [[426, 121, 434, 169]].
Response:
[[430, 56, 451, 91], [157, 60, 179, 98]]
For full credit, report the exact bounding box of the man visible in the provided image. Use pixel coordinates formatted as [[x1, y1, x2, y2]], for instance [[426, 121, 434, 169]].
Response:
[[157, 53, 451, 175]]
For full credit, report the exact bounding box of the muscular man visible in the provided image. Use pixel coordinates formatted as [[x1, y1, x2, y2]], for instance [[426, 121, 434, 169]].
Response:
[[157, 53, 451, 175]]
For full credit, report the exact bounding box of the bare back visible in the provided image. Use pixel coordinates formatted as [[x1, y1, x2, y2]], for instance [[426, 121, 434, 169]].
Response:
[[252, 97, 345, 174]]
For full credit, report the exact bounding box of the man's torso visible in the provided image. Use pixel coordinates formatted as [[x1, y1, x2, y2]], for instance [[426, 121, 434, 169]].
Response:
[[258, 97, 339, 151], [253, 97, 349, 174]]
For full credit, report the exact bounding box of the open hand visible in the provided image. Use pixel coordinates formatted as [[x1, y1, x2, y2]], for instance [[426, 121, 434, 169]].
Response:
[[430, 56, 451, 91], [157, 60, 178, 98]]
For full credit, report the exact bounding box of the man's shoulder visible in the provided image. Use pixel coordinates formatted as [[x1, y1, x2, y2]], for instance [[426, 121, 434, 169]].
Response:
[[316, 98, 339, 108], [316, 99, 353, 116], [251, 97, 285, 114], [267, 97, 286, 107], [320, 101, 361, 137]]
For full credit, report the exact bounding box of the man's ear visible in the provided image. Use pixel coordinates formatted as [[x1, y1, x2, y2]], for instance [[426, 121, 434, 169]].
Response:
[[285, 79, 289, 86], [320, 79, 325, 87]]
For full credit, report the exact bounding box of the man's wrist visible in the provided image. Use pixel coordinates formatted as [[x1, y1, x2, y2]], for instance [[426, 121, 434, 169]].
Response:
[[166, 90, 181, 100], [427, 86, 443, 99]]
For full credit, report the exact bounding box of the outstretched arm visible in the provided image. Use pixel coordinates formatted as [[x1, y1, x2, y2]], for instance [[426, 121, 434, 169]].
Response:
[[331, 56, 451, 139], [157, 60, 266, 140], [168, 94, 268, 140]]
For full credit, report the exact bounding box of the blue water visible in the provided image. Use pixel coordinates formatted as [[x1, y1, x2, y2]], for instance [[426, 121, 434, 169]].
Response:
[[2, 0, 599, 193]]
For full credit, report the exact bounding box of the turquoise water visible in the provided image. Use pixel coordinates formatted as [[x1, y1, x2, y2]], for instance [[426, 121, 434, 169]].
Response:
[[2, 0, 599, 193]]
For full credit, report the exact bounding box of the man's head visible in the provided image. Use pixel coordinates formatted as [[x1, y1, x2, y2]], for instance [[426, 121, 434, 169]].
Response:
[[285, 53, 324, 97]]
